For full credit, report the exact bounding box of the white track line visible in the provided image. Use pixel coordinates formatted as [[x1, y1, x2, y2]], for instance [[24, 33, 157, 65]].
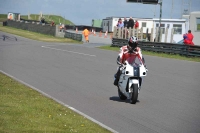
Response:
[[41, 46, 96, 57], [0, 70, 118, 133]]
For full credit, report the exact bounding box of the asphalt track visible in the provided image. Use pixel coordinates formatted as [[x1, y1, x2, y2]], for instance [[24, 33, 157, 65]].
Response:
[[0, 31, 200, 133]]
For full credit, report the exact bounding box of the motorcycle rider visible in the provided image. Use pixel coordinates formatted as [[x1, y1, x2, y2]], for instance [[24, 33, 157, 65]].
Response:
[[114, 36, 146, 86]]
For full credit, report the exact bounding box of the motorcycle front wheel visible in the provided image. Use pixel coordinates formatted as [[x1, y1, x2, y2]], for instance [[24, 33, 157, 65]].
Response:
[[130, 84, 138, 104]]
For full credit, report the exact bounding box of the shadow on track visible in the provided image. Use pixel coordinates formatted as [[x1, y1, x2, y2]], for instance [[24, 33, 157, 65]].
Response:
[[1, 35, 17, 41], [109, 96, 140, 103]]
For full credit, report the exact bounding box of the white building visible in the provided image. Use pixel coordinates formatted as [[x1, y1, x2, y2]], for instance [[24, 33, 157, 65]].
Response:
[[188, 12, 200, 46], [152, 19, 186, 43], [102, 17, 187, 43]]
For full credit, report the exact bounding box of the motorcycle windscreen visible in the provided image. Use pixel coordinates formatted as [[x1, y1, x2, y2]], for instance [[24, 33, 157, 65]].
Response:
[[126, 55, 143, 77], [126, 55, 143, 67]]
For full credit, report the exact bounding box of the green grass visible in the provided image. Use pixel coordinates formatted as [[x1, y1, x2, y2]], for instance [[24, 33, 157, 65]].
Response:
[[0, 25, 82, 43], [0, 14, 7, 22], [0, 72, 111, 133], [98, 45, 200, 62]]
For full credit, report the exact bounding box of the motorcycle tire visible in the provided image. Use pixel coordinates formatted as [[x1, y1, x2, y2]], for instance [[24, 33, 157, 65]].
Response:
[[118, 88, 127, 100], [130, 84, 138, 104]]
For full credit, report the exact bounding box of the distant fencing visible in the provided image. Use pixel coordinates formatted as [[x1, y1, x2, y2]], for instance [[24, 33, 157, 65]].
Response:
[[6, 20, 56, 36], [64, 31, 82, 41], [65, 25, 103, 32], [112, 38, 200, 57]]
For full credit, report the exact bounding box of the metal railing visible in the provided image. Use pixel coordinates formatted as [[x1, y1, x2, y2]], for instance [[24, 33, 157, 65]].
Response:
[[64, 31, 82, 41], [112, 38, 200, 57]]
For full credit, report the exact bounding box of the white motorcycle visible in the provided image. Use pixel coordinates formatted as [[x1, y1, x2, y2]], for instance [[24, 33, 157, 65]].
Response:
[[116, 54, 147, 104]]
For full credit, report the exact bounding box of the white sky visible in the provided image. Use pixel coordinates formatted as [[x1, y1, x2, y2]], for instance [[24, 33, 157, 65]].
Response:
[[0, 0, 199, 25]]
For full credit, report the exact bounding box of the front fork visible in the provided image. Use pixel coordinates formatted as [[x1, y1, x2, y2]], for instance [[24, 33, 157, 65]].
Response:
[[128, 78, 142, 93]]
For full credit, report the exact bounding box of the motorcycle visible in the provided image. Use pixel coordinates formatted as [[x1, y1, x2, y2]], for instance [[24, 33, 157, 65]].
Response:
[[116, 53, 147, 104]]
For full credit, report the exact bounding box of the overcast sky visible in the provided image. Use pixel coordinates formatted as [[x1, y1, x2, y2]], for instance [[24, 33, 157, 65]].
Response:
[[0, 0, 200, 25]]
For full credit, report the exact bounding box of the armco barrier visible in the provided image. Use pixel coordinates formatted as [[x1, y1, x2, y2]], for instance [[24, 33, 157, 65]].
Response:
[[6, 20, 56, 36], [64, 31, 82, 41], [112, 38, 200, 57]]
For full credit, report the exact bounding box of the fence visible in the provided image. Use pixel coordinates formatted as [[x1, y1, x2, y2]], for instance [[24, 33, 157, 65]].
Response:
[[113, 26, 175, 43], [112, 38, 200, 57], [64, 31, 82, 41], [113, 26, 144, 40]]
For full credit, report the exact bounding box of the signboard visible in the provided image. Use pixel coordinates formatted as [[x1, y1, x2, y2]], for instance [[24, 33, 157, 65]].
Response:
[[126, 0, 158, 4]]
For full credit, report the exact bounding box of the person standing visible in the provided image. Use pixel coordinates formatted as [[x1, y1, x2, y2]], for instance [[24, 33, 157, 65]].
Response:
[[117, 18, 124, 28], [123, 17, 128, 28], [127, 17, 134, 29], [82, 28, 90, 43], [134, 20, 139, 29], [51, 21, 55, 26]]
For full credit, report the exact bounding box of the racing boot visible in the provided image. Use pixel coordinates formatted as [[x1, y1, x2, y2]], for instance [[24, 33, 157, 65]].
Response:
[[113, 74, 119, 86], [113, 79, 119, 86]]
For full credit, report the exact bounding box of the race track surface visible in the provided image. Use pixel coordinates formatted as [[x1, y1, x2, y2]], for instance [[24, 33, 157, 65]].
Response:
[[0, 31, 200, 133]]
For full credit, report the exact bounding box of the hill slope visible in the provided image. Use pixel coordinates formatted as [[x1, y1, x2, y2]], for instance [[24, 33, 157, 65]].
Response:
[[0, 14, 7, 22], [0, 14, 74, 25]]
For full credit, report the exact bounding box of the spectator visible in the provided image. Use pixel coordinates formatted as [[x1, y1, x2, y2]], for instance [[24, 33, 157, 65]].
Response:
[[59, 24, 63, 32], [134, 20, 139, 29], [51, 21, 55, 26], [123, 17, 128, 28], [41, 18, 45, 24], [117, 18, 124, 28], [184, 30, 194, 45], [183, 33, 187, 41], [127, 17, 134, 29]]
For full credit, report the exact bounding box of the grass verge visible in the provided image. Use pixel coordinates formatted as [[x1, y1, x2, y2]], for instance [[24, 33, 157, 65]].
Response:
[[0, 25, 82, 44], [98, 45, 200, 62], [0, 72, 111, 133]]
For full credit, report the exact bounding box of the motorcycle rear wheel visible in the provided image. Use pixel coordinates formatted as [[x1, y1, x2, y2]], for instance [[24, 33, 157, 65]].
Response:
[[130, 84, 138, 104]]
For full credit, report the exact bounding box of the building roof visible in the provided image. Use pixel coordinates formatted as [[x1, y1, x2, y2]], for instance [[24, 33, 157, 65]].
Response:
[[105, 16, 153, 19], [190, 11, 200, 14], [153, 18, 186, 22], [103, 17, 186, 22]]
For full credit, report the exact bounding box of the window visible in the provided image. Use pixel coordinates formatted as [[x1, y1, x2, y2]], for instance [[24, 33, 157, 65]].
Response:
[[167, 24, 170, 28], [197, 18, 200, 31], [156, 23, 159, 27], [161, 28, 165, 34], [173, 24, 182, 34], [142, 22, 146, 27], [156, 23, 165, 27], [156, 23, 165, 34]]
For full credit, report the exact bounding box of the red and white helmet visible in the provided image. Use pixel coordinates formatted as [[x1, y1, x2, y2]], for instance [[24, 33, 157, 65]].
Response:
[[128, 36, 138, 49]]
